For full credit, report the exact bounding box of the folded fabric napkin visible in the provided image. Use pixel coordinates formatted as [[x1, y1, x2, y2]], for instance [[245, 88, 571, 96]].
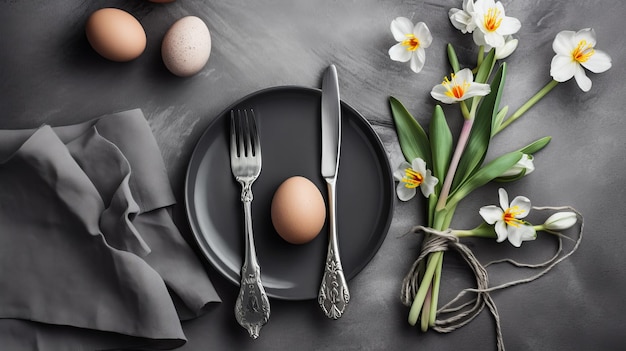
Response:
[[0, 109, 220, 350]]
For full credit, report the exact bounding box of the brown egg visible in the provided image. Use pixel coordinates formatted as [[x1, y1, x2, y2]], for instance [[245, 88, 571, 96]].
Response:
[[271, 176, 326, 245], [85, 8, 146, 62]]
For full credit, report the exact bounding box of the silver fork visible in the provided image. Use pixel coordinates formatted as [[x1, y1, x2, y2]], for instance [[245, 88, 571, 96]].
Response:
[[230, 109, 270, 339]]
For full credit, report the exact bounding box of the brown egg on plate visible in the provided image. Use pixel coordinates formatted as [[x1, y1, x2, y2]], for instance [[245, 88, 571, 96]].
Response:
[[271, 176, 326, 245], [85, 8, 146, 62]]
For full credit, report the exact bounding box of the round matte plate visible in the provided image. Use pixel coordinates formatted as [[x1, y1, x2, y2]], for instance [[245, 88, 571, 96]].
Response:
[[185, 86, 394, 300]]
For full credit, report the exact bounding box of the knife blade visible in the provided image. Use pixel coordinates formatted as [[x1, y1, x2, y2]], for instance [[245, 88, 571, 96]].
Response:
[[321, 64, 341, 179], [318, 64, 350, 319]]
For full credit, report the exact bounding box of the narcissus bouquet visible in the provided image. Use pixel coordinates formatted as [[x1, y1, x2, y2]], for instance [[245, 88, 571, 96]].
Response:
[[388, 0, 611, 349]]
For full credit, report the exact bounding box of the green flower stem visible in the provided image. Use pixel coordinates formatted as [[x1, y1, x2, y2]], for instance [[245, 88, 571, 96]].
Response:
[[428, 251, 444, 327], [477, 46, 485, 66], [460, 101, 470, 119], [453, 229, 496, 238], [435, 118, 474, 211], [496, 80, 559, 134], [409, 205, 454, 328], [408, 251, 442, 325], [421, 286, 432, 331]]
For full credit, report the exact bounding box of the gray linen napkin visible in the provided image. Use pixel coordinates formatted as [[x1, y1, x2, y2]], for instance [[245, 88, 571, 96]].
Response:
[[0, 109, 220, 350]]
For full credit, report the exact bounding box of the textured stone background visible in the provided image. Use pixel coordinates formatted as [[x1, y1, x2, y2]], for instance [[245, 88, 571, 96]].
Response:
[[1, 0, 624, 350]]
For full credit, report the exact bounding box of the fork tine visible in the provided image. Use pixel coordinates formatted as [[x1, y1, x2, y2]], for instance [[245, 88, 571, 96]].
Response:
[[230, 110, 237, 158], [248, 109, 261, 159], [242, 110, 253, 158], [237, 110, 246, 157]]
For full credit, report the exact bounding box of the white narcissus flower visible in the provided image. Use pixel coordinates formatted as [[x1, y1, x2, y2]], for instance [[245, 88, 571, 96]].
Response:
[[430, 68, 491, 104], [393, 158, 439, 201], [543, 212, 577, 231], [550, 28, 612, 92], [472, 0, 521, 49], [479, 188, 536, 247], [449, 0, 477, 34], [499, 154, 534, 177], [389, 17, 433, 73]]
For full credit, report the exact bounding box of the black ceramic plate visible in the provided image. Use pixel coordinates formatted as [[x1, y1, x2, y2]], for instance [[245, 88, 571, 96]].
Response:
[[185, 86, 394, 300]]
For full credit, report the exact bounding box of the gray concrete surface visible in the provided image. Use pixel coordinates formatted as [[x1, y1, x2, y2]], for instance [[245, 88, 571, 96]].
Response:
[[1, 0, 624, 350]]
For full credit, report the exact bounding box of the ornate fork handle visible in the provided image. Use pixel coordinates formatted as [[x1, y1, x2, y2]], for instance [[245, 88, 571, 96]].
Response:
[[318, 179, 350, 319], [234, 179, 270, 339]]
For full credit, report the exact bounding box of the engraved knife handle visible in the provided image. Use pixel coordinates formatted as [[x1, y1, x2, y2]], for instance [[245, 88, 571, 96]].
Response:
[[235, 195, 270, 339], [318, 179, 350, 319]]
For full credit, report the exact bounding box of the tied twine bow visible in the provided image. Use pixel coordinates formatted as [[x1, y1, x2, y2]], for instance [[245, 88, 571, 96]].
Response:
[[400, 206, 584, 351]]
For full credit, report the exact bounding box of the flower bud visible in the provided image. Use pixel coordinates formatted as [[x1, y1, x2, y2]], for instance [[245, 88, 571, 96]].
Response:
[[500, 154, 535, 178], [495, 36, 518, 59], [543, 212, 577, 230]]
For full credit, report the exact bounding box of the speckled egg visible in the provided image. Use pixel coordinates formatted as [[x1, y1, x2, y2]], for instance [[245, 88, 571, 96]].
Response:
[[161, 16, 211, 77], [85, 8, 146, 62]]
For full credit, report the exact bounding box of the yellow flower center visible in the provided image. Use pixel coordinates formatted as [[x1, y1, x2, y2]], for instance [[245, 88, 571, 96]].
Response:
[[401, 34, 420, 52], [572, 39, 595, 63], [483, 7, 503, 32], [503, 205, 525, 227], [442, 74, 469, 99], [402, 168, 423, 189]]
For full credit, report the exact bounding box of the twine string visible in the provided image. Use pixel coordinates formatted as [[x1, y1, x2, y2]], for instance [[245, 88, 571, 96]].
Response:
[[400, 206, 584, 351]]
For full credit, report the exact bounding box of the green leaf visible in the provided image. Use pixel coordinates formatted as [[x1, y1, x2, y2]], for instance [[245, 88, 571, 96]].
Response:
[[451, 63, 507, 192], [519, 136, 552, 154], [447, 43, 460, 73], [389, 97, 432, 166], [429, 105, 452, 194], [474, 48, 496, 84], [492, 105, 508, 137], [445, 151, 523, 210]]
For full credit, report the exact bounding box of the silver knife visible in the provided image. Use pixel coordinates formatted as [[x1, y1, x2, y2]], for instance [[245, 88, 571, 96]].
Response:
[[318, 64, 350, 319]]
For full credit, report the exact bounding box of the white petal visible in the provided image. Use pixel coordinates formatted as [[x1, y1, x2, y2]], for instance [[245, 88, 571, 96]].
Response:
[[393, 161, 411, 181], [552, 30, 576, 55], [479, 205, 504, 224], [463, 83, 491, 99], [510, 195, 531, 218], [498, 188, 509, 210], [464, 0, 476, 12], [449, 9, 474, 33], [574, 64, 592, 92], [508, 225, 536, 247], [420, 177, 436, 197], [483, 31, 505, 48], [497, 16, 521, 36], [473, 29, 488, 46], [391, 17, 414, 41], [574, 28, 597, 47], [430, 85, 457, 104], [414, 22, 433, 48], [474, 0, 495, 15], [411, 158, 427, 173], [410, 48, 426, 73], [396, 182, 416, 201], [495, 221, 508, 242], [582, 49, 612, 73], [550, 55, 577, 82], [455, 68, 474, 82], [389, 43, 411, 62]]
